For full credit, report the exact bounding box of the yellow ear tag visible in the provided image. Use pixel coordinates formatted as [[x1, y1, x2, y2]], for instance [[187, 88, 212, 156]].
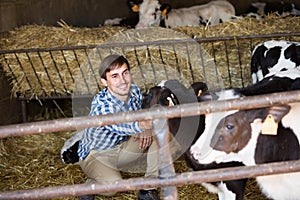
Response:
[[197, 90, 202, 97], [162, 9, 168, 16], [132, 5, 139, 12], [261, 114, 278, 135]]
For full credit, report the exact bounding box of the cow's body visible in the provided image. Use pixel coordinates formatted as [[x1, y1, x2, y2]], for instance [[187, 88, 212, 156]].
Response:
[[103, 0, 140, 28], [133, 0, 235, 29], [190, 69, 300, 200], [246, 2, 300, 17], [104, 16, 139, 28], [251, 40, 300, 84], [143, 80, 247, 200]]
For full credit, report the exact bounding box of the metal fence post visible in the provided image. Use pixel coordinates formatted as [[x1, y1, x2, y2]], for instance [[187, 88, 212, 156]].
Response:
[[153, 117, 177, 200]]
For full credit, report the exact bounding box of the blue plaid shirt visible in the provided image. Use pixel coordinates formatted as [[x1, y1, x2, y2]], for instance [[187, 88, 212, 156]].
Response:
[[78, 83, 144, 160]]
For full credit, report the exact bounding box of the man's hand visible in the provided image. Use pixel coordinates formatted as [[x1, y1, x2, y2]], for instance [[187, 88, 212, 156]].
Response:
[[134, 129, 153, 150]]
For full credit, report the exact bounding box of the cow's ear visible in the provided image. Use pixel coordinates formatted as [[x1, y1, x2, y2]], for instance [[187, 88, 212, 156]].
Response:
[[160, 4, 172, 16], [268, 104, 291, 122], [128, 1, 139, 12], [198, 93, 213, 102]]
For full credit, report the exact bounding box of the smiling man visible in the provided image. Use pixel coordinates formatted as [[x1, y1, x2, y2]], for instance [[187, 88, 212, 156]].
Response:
[[77, 55, 159, 200]]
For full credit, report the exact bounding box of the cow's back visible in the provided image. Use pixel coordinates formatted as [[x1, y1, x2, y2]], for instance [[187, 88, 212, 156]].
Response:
[[164, 0, 235, 27], [193, 0, 235, 25]]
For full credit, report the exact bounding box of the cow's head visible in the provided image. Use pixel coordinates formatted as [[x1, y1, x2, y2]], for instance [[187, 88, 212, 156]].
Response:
[[130, 0, 172, 29], [142, 83, 179, 109], [190, 90, 291, 166]]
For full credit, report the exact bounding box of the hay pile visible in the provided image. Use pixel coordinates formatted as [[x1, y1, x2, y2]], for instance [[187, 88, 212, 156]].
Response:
[[1, 15, 300, 98], [175, 14, 300, 38], [0, 21, 127, 49], [0, 23, 128, 98]]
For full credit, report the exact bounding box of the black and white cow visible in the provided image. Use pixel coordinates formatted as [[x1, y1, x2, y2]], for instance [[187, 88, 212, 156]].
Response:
[[104, 16, 139, 28], [251, 40, 300, 84], [61, 130, 84, 164], [143, 79, 247, 200], [104, 0, 140, 28], [246, 1, 300, 17], [190, 69, 300, 200], [131, 0, 235, 29]]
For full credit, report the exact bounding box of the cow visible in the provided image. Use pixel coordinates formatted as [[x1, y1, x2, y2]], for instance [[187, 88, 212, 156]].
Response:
[[190, 69, 300, 200], [143, 79, 247, 200], [246, 1, 300, 17], [104, 0, 140, 28], [61, 130, 84, 164], [251, 40, 300, 84], [104, 16, 139, 28], [130, 0, 236, 29]]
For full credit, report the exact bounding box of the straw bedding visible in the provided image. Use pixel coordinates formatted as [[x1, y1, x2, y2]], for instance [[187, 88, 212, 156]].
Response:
[[0, 15, 299, 199], [0, 130, 266, 200]]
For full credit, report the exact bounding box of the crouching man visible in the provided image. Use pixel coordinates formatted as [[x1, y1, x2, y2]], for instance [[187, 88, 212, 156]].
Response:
[[77, 55, 159, 200]]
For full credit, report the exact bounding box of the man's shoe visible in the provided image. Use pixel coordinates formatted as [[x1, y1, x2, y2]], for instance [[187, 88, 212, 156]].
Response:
[[138, 189, 160, 200], [78, 194, 94, 200]]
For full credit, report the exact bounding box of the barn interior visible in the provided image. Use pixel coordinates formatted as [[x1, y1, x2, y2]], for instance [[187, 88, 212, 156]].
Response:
[[0, 0, 300, 199]]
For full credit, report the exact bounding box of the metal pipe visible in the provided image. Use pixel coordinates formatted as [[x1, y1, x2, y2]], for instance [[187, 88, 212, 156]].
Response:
[[1, 90, 300, 138], [153, 118, 177, 200], [0, 160, 299, 200], [1, 32, 300, 54]]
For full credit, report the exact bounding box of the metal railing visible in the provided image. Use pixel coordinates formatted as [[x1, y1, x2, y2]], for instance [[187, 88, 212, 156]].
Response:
[[0, 90, 300, 199]]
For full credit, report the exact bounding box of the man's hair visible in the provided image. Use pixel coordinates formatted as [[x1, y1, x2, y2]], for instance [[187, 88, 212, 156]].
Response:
[[99, 55, 130, 80]]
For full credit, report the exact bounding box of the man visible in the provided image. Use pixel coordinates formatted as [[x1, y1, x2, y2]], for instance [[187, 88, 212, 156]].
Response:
[[77, 54, 159, 200]]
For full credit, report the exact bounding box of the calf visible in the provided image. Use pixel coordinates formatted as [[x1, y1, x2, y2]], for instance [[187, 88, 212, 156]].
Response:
[[190, 69, 300, 200], [131, 0, 235, 29], [143, 79, 247, 200], [104, 16, 139, 28], [251, 40, 300, 84], [104, 0, 140, 28], [61, 130, 84, 164], [246, 1, 300, 17]]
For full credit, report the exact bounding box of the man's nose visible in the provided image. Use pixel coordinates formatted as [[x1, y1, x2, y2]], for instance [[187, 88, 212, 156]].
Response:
[[120, 75, 126, 83]]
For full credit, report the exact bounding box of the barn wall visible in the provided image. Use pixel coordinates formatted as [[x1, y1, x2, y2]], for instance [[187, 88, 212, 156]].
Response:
[[1, 0, 300, 32]]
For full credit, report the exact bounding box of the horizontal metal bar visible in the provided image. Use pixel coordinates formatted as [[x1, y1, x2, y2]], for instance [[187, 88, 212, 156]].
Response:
[[1, 32, 299, 54], [0, 90, 300, 138], [0, 160, 299, 200], [16, 94, 94, 100]]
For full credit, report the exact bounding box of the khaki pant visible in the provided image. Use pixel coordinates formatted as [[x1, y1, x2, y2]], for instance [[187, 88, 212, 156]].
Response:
[[79, 136, 159, 195]]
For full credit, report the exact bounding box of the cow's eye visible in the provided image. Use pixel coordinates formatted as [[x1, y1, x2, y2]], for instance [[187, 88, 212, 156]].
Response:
[[226, 124, 234, 130]]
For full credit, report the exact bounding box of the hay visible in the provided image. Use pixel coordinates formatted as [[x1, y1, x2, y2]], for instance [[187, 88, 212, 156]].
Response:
[[0, 22, 127, 49], [175, 14, 300, 38], [1, 15, 300, 97], [0, 23, 128, 98]]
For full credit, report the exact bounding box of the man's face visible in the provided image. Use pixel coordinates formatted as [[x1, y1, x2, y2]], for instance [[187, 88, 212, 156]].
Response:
[[101, 63, 132, 102]]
